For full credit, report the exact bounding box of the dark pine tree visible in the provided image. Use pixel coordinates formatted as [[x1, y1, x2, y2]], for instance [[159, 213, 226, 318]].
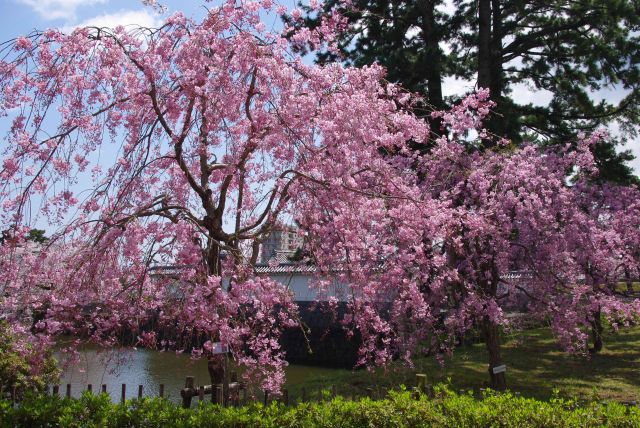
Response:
[[294, 0, 640, 183]]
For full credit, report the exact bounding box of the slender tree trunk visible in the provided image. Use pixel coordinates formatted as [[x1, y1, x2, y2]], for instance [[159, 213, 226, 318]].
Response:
[[481, 317, 506, 390], [206, 236, 221, 277], [419, 0, 445, 139], [207, 356, 225, 403], [624, 270, 632, 297], [478, 0, 507, 147], [477, 0, 492, 91], [420, 0, 444, 109], [425, 1, 444, 135], [489, 0, 505, 138], [205, 233, 227, 402], [477, 0, 494, 148], [590, 308, 603, 354]]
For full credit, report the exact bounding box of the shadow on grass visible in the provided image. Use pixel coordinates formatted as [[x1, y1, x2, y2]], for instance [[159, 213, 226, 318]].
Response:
[[283, 326, 640, 402]]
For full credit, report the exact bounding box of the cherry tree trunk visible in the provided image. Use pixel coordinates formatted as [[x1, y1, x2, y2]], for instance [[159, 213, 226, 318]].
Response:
[[481, 317, 506, 391], [590, 308, 603, 354], [207, 354, 228, 404]]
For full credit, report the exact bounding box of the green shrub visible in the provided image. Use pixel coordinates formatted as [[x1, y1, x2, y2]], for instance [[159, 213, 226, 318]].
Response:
[[0, 321, 60, 398], [1, 386, 639, 427]]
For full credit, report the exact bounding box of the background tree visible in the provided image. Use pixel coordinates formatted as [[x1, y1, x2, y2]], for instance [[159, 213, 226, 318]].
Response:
[[295, 0, 640, 183], [0, 228, 47, 245], [298, 90, 640, 390], [452, 0, 639, 175]]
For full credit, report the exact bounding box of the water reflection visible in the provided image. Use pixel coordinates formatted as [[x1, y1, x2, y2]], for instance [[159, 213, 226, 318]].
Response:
[[57, 346, 212, 402], [56, 345, 343, 403]]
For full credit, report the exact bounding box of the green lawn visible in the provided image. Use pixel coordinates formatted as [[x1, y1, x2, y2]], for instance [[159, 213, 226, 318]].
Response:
[[614, 282, 640, 293], [283, 326, 640, 403]]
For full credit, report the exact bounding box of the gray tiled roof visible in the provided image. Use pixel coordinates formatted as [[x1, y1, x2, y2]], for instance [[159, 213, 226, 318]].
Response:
[[254, 263, 317, 274]]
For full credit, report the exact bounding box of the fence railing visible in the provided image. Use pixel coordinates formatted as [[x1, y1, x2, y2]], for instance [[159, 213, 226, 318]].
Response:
[[7, 376, 640, 410], [5, 382, 162, 405], [4, 373, 437, 408]]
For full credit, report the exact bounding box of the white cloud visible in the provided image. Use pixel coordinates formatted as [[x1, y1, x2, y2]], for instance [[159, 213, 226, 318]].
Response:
[[61, 9, 162, 33], [589, 86, 630, 105], [16, 0, 107, 21], [509, 82, 553, 107], [442, 75, 475, 97], [405, 25, 420, 40], [627, 140, 640, 176], [436, 0, 456, 15], [606, 122, 640, 177]]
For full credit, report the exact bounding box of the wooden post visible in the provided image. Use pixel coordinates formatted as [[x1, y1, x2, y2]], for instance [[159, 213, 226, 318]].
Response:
[[416, 374, 427, 393], [228, 383, 236, 406], [223, 353, 229, 407], [301, 387, 307, 403], [159, 384, 164, 398], [138, 385, 143, 399], [210, 384, 216, 404], [216, 385, 223, 405], [488, 363, 507, 391], [331, 385, 337, 399], [198, 385, 205, 402], [52, 385, 59, 396], [282, 389, 289, 406], [234, 384, 241, 407], [263, 390, 268, 406], [181, 377, 194, 408], [121, 384, 126, 404], [66, 384, 71, 398], [11, 386, 16, 405], [240, 385, 247, 406], [87, 384, 92, 394], [229, 371, 240, 406], [101, 384, 107, 394]]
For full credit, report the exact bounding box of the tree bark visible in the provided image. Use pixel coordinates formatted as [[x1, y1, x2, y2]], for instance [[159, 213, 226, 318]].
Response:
[[488, 0, 505, 139], [204, 224, 228, 402], [590, 308, 603, 354], [207, 355, 226, 403], [477, 0, 506, 148], [416, 0, 445, 146], [477, 0, 492, 91], [206, 236, 220, 277], [481, 317, 507, 390], [419, 1, 444, 109]]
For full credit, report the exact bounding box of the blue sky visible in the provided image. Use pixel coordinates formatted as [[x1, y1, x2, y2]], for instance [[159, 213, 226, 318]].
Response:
[[1, 0, 639, 176]]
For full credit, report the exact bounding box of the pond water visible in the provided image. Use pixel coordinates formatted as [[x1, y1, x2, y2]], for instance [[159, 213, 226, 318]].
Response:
[[56, 346, 342, 403]]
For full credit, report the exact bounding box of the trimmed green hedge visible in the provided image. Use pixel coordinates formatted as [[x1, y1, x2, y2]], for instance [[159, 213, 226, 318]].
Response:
[[2, 386, 639, 427]]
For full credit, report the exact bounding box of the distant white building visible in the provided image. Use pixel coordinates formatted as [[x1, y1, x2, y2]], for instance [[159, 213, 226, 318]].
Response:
[[150, 260, 539, 306], [254, 262, 348, 302], [149, 260, 346, 303], [259, 224, 304, 264]]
